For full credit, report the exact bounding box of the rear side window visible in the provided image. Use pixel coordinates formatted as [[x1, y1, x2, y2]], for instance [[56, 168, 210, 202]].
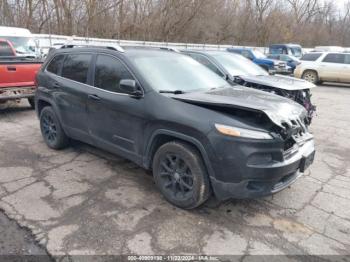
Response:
[[61, 54, 92, 84], [94, 55, 134, 94], [46, 54, 65, 75], [322, 53, 345, 64], [0, 41, 13, 56], [300, 53, 322, 61]]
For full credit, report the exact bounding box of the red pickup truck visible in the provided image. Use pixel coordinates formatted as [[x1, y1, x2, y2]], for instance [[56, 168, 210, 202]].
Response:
[[0, 39, 42, 108]]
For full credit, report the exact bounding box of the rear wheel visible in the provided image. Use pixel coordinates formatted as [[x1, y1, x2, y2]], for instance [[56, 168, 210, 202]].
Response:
[[152, 141, 211, 209], [28, 98, 35, 109], [40, 106, 69, 149], [302, 70, 319, 84]]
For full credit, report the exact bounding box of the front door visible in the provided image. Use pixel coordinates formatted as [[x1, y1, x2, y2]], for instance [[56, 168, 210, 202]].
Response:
[[87, 54, 146, 163]]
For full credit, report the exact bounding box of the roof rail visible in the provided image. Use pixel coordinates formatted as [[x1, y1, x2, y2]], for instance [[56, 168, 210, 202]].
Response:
[[60, 43, 125, 53], [122, 45, 179, 53]]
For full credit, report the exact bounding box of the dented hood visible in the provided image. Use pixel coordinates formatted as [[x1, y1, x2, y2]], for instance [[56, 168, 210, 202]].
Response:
[[171, 86, 307, 128], [239, 74, 316, 91]]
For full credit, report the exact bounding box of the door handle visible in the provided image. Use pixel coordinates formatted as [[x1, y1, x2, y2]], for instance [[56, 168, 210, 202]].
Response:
[[7, 66, 16, 71], [88, 94, 101, 101]]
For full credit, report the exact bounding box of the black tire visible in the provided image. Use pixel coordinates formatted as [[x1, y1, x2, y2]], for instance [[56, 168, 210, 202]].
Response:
[[302, 70, 319, 84], [40, 106, 69, 150], [152, 141, 211, 209], [28, 97, 35, 109]]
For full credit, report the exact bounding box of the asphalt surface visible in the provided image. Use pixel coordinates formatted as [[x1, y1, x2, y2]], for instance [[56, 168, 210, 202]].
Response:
[[0, 84, 349, 260]]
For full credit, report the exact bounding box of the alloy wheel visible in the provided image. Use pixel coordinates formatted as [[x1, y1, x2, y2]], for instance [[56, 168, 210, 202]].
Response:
[[41, 114, 57, 143], [159, 153, 194, 199]]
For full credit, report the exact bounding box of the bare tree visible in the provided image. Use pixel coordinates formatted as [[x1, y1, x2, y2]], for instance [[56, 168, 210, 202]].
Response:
[[1, 0, 350, 47]]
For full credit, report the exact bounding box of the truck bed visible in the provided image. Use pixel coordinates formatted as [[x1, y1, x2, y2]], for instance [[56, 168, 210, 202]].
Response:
[[0, 57, 42, 102], [0, 58, 42, 88]]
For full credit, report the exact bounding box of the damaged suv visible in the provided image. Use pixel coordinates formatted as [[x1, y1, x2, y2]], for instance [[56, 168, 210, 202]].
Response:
[[35, 46, 315, 209]]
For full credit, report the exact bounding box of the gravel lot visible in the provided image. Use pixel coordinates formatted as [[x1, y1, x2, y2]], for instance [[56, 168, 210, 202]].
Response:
[[0, 84, 349, 260]]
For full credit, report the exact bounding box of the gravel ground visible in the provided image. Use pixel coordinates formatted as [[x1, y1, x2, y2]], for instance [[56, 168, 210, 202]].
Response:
[[0, 84, 349, 261]]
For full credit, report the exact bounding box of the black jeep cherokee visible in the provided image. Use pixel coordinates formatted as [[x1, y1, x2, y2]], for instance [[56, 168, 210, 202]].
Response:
[[35, 45, 315, 209]]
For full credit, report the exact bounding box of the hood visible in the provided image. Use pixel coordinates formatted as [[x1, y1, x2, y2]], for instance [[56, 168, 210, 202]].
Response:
[[170, 86, 307, 129], [239, 74, 315, 91]]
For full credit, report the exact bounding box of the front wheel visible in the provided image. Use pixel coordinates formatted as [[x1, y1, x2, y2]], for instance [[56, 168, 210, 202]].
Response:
[[40, 106, 69, 149], [152, 141, 211, 209]]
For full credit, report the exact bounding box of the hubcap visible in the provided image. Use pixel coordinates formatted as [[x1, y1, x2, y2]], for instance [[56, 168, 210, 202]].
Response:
[[42, 114, 57, 143], [304, 73, 315, 83], [159, 154, 194, 199]]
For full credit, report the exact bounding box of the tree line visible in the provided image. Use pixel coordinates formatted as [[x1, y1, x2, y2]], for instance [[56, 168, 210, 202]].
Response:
[[1, 0, 350, 47]]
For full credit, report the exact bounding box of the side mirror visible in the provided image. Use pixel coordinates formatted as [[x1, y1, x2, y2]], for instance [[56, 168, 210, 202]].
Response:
[[120, 79, 142, 98]]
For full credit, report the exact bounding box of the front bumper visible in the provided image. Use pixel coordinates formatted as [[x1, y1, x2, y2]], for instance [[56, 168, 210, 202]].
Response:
[[208, 133, 315, 200], [0, 86, 36, 102]]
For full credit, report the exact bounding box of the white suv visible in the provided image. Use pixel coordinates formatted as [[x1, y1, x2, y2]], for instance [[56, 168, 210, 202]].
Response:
[[294, 52, 350, 84]]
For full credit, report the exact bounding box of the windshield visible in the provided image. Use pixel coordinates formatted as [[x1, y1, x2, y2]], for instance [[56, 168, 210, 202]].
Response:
[[212, 53, 268, 77], [290, 47, 302, 58], [130, 54, 229, 92], [251, 50, 266, 59], [3, 36, 35, 55]]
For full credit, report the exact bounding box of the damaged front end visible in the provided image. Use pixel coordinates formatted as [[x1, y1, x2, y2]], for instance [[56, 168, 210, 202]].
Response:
[[171, 88, 315, 199], [234, 77, 316, 124]]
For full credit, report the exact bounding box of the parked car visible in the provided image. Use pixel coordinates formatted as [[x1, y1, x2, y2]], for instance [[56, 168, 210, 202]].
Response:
[[36, 45, 315, 209], [182, 50, 316, 123], [267, 54, 301, 72], [269, 44, 303, 59], [0, 26, 40, 58], [0, 39, 42, 108], [227, 47, 291, 74], [295, 52, 350, 84]]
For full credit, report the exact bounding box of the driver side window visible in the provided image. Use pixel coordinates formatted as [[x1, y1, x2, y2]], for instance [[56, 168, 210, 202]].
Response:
[[94, 55, 134, 94]]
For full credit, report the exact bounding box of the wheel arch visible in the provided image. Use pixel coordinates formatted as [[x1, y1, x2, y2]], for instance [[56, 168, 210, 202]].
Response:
[[36, 97, 66, 131], [143, 129, 215, 179]]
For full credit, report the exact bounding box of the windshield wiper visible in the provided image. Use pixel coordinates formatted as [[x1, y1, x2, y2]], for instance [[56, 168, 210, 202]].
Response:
[[159, 90, 185, 94]]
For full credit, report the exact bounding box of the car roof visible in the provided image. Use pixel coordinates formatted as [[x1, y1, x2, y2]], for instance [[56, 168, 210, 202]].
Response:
[[124, 48, 184, 58]]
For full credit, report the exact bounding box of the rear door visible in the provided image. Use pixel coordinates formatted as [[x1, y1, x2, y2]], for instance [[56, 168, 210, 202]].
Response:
[[87, 54, 146, 163], [319, 53, 345, 81], [48, 53, 93, 140]]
